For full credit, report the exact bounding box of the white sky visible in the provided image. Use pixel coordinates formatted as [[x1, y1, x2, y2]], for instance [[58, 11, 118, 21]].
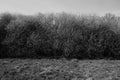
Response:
[[0, 0, 120, 16]]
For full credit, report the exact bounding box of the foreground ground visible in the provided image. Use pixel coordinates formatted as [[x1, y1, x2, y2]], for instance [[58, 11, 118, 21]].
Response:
[[0, 59, 120, 80]]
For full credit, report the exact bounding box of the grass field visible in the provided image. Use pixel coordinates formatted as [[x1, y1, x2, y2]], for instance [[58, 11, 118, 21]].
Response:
[[0, 59, 120, 80]]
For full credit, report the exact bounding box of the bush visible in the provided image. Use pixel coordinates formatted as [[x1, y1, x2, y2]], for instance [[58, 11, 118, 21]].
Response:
[[0, 13, 15, 57], [0, 12, 120, 59]]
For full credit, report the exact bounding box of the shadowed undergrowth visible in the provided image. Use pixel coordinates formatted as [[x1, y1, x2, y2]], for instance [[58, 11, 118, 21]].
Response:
[[0, 12, 120, 59]]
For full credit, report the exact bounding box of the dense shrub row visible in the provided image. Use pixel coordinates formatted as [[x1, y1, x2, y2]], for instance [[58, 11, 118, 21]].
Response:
[[0, 12, 120, 59]]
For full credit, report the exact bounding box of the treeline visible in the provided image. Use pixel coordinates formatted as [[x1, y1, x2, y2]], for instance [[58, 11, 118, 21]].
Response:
[[0, 12, 120, 59]]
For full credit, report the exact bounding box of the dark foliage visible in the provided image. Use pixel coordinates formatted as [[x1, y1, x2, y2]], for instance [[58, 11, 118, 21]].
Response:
[[0, 12, 120, 59]]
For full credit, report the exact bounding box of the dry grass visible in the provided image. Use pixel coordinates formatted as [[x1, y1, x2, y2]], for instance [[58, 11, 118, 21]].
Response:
[[0, 59, 120, 80]]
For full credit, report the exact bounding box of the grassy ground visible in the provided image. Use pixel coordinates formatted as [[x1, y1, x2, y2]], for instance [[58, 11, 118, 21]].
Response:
[[0, 59, 120, 80]]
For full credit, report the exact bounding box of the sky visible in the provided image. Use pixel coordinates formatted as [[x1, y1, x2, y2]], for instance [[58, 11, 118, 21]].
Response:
[[0, 0, 120, 16]]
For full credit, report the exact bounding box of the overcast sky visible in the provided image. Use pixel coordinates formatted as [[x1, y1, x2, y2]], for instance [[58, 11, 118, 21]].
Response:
[[0, 0, 120, 16]]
